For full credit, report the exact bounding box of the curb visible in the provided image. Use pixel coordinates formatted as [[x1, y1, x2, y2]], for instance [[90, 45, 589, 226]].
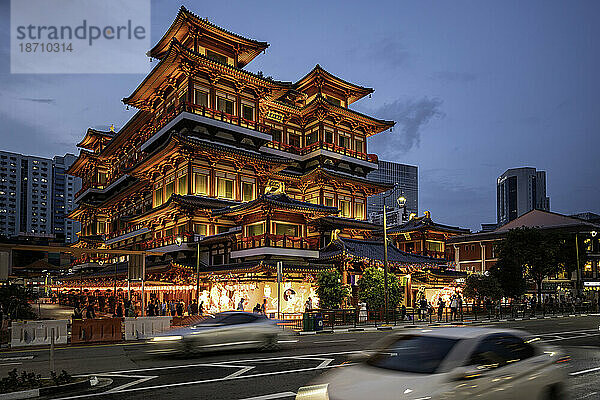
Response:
[[0, 378, 92, 400]]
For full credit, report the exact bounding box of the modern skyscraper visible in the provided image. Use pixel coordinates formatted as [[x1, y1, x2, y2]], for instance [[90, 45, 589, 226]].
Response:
[[0, 151, 80, 243], [497, 167, 550, 226], [367, 160, 418, 222], [52, 154, 81, 243]]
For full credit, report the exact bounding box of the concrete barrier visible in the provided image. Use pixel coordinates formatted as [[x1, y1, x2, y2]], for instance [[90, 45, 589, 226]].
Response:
[[124, 316, 172, 340], [171, 315, 205, 326], [71, 318, 122, 343], [10, 319, 68, 347]]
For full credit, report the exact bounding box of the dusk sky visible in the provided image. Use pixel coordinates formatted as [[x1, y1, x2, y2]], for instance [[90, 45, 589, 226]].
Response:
[[0, 1, 598, 231]]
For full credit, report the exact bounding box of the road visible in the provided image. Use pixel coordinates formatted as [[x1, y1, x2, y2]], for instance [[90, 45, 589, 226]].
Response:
[[1, 315, 599, 400]]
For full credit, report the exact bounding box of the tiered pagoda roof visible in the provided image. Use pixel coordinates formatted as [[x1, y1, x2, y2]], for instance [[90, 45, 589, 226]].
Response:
[[149, 6, 269, 67], [387, 212, 470, 235], [294, 64, 374, 105], [319, 236, 446, 266]]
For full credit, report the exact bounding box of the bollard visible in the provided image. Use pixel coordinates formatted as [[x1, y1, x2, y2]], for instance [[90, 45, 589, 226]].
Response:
[[50, 327, 55, 372]]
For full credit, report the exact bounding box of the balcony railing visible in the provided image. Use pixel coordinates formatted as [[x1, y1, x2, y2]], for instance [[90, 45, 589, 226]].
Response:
[[235, 234, 320, 251], [138, 232, 194, 250], [265, 140, 378, 163], [105, 223, 148, 241]]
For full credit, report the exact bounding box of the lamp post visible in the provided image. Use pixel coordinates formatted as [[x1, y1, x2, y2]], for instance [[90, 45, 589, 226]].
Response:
[[380, 185, 405, 324]]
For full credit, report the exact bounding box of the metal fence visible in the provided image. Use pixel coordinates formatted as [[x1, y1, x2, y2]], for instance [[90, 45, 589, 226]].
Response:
[[279, 301, 595, 332]]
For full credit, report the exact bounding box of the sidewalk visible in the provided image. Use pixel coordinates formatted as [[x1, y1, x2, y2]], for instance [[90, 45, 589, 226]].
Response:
[[32, 303, 74, 320], [298, 312, 600, 335]]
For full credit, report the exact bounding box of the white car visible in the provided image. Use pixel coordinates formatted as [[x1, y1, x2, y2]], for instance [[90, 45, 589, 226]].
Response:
[[147, 311, 295, 354], [296, 327, 569, 400]]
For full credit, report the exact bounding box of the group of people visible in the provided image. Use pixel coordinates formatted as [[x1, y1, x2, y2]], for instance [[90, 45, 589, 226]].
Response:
[[237, 298, 268, 315], [435, 293, 464, 321], [146, 299, 204, 317]]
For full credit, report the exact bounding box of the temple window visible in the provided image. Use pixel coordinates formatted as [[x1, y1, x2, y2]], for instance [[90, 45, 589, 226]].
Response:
[[288, 131, 301, 148], [165, 175, 175, 200], [355, 203, 364, 219], [242, 103, 255, 121], [271, 128, 282, 143], [324, 197, 334, 207], [217, 177, 234, 199], [177, 171, 188, 195], [177, 224, 186, 235], [153, 184, 163, 207], [193, 168, 209, 195], [165, 227, 174, 237], [217, 225, 229, 234], [241, 181, 255, 202], [339, 134, 350, 149], [194, 87, 209, 108], [247, 222, 264, 236], [206, 49, 228, 64], [97, 171, 107, 186], [306, 129, 318, 146], [274, 222, 299, 237], [216, 92, 235, 115], [339, 200, 351, 217], [325, 128, 334, 144], [193, 223, 207, 236], [354, 139, 364, 153]]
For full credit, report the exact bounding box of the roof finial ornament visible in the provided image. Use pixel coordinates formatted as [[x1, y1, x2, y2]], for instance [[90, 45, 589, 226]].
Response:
[[109, 124, 115, 132], [424, 210, 431, 219]]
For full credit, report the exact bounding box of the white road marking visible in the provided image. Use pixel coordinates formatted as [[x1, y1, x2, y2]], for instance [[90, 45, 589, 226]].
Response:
[[237, 392, 296, 400], [571, 366, 600, 376], [0, 356, 34, 361], [313, 339, 356, 344], [104, 375, 158, 393], [316, 359, 333, 369], [0, 362, 22, 366], [577, 391, 598, 399], [225, 366, 255, 379]]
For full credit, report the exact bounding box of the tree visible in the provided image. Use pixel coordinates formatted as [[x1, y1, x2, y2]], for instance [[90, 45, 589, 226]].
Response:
[[358, 267, 403, 311], [0, 285, 37, 320], [490, 249, 527, 299], [493, 227, 579, 303], [315, 269, 350, 309], [462, 273, 502, 302]]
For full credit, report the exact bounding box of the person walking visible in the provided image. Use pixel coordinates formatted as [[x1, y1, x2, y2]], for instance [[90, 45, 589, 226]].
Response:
[[237, 298, 245, 311], [198, 301, 204, 315], [261, 299, 268, 316], [115, 302, 124, 318]]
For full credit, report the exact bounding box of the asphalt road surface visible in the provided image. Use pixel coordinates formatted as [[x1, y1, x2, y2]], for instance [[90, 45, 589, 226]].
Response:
[[1, 315, 599, 400]]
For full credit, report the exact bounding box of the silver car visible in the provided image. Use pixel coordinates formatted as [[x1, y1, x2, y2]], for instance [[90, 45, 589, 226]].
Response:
[[147, 311, 295, 354], [297, 327, 569, 400]]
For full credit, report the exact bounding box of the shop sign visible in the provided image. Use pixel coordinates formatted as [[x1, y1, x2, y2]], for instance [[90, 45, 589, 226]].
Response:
[[583, 281, 600, 287]]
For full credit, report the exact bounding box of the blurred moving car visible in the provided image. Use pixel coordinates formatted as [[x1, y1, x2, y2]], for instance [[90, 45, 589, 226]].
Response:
[[296, 327, 569, 400], [147, 311, 295, 354]]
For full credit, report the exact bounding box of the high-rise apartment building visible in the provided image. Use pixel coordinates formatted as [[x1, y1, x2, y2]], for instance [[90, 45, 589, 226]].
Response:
[[367, 160, 418, 221], [497, 167, 550, 226], [52, 154, 81, 243], [0, 151, 81, 243]]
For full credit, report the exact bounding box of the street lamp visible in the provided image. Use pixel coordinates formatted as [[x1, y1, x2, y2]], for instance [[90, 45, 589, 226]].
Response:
[[380, 184, 404, 324]]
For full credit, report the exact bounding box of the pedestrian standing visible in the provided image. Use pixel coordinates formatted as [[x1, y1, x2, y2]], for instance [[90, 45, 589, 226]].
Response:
[[237, 298, 245, 311], [176, 301, 183, 317], [199, 301, 204, 315], [450, 295, 458, 320], [437, 298, 445, 321], [190, 300, 198, 315], [261, 299, 268, 316]]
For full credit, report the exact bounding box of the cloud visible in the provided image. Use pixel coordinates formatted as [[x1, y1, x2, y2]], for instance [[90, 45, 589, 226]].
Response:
[[370, 97, 444, 155], [17, 97, 56, 104], [433, 71, 477, 83], [368, 37, 410, 68]]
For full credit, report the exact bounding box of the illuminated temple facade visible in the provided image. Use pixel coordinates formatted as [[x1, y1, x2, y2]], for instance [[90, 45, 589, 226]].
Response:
[[65, 7, 451, 313]]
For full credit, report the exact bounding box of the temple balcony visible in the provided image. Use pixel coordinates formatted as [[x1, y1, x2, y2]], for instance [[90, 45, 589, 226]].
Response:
[[263, 140, 378, 168], [140, 102, 272, 153], [231, 234, 320, 259]]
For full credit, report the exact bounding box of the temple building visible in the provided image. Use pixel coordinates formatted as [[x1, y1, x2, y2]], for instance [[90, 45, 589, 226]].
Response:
[[63, 7, 457, 314]]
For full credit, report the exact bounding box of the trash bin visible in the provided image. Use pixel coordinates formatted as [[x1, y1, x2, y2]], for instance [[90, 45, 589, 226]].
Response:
[[314, 313, 323, 332], [302, 312, 314, 332]]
